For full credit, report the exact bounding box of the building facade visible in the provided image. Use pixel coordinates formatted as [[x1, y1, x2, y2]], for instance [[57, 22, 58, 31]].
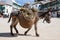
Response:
[[0, 0, 21, 15], [34, 0, 60, 17]]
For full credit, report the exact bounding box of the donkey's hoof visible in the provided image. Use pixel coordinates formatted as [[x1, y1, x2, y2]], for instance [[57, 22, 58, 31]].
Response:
[[24, 33, 27, 35], [24, 33, 26, 35], [36, 34, 39, 37], [16, 33, 19, 35], [11, 33, 14, 36]]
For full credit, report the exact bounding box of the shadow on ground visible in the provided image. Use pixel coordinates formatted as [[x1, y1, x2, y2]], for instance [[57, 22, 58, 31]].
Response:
[[0, 33, 33, 37]]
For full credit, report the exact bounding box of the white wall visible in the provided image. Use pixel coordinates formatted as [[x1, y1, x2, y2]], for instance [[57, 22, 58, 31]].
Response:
[[3, 5, 13, 15], [31, 4, 41, 10], [0, 0, 20, 15]]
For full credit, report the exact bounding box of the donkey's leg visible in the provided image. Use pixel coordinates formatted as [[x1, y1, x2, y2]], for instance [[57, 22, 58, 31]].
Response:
[[13, 18, 19, 34], [10, 25, 14, 36], [14, 26, 19, 34], [10, 18, 17, 36], [24, 28, 31, 35], [34, 23, 39, 36]]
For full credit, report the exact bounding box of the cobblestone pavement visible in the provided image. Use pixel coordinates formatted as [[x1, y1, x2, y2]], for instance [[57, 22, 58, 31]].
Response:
[[0, 18, 60, 40]]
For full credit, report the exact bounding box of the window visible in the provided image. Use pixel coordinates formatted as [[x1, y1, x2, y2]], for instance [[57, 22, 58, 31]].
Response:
[[34, 0, 43, 2], [44, 0, 47, 2], [6, 9, 8, 13], [37, 0, 43, 1]]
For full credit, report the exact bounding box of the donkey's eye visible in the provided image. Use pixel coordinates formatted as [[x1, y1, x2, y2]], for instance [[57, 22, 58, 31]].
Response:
[[23, 10, 25, 12], [47, 14, 50, 16], [27, 13, 30, 15]]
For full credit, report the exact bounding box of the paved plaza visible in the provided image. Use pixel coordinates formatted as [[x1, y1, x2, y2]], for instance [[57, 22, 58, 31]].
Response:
[[0, 18, 60, 40]]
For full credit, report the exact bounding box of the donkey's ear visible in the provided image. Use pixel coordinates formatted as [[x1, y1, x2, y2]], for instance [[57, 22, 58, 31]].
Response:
[[18, 11, 20, 14], [31, 8, 38, 12], [20, 8, 26, 12]]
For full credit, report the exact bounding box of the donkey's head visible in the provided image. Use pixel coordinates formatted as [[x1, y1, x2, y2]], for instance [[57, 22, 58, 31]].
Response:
[[43, 13, 51, 23], [20, 8, 35, 20], [43, 8, 52, 23]]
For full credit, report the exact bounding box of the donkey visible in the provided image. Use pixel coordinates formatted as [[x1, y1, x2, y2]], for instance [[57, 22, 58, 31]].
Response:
[[8, 8, 39, 36], [38, 8, 52, 23], [8, 8, 51, 37]]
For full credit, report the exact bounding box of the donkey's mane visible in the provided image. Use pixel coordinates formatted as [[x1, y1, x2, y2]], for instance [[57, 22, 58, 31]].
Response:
[[38, 10, 50, 17]]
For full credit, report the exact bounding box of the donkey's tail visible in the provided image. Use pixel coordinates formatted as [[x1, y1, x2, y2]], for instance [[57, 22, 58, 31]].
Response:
[[8, 15, 11, 23]]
